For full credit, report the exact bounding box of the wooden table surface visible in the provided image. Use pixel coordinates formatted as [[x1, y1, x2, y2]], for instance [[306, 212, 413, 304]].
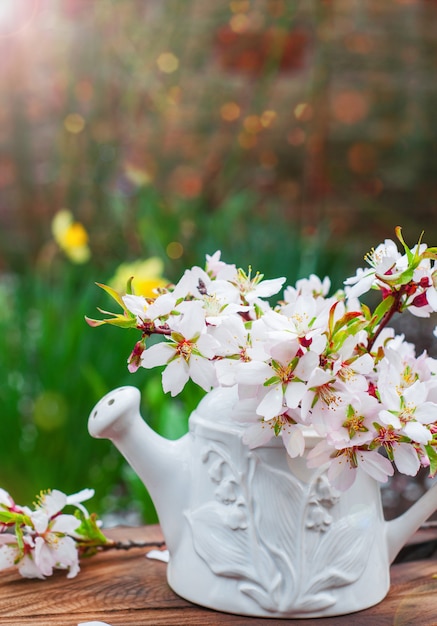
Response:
[[1, 525, 437, 626]]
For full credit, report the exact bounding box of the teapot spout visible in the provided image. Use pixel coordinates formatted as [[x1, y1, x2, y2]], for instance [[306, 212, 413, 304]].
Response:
[[385, 480, 437, 564], [88, 386, 189, 551]]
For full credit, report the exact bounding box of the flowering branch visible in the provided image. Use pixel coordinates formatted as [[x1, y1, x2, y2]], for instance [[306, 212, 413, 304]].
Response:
[[0, 487, 164, 579], [87, 229, 437, 492]]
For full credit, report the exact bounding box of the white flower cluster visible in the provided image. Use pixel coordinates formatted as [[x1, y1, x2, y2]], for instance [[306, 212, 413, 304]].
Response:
[[0, 488, 95, 579], [92, 231, 437, 491]]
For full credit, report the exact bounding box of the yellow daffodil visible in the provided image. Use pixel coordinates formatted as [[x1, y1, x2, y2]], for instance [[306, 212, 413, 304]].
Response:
[[110, 257, 168, 297], [51, 209, 90, 264]]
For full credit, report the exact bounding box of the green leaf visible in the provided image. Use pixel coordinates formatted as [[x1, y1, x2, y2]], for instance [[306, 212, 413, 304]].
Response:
[[15, 525, 24, 553], [126, 276, 134, 295], [0, 510, 18, 523], [264, 375, 281, 386], [95, 282, 129, 311], [171, 332, 185, 343], [332, 311, 363, 336], [395, 226, 413, 264], [328, 301, 339, 336], [86, 281, 139, 328], [423, 250, 437, 261], [396, 268, 415, 285], [85, 312, 137, 329], [0, 511, 31, 526], [425, 444, 437, 478], [360, 303, 372, 321], [75, 511, 112, 546], [370, 294, 395, 328], [345, 404, 355, 419]]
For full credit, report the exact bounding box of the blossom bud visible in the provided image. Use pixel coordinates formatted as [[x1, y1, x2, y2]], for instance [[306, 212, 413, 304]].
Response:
[[411, 292, 428, 308], [127, 339, 146, 373]]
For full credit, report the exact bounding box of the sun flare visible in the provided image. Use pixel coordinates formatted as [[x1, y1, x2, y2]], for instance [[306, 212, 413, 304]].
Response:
[[0, 0, 38, 37]]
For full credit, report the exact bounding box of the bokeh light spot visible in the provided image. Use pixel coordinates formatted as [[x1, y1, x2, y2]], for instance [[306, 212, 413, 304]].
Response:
[[243, 115, 262, 134], [64, 113, 85, 134], [294, 102, 313, 122], [33, 391, 68, 431], [220, 102, 241, 122], [157, 52, 179, 74], [230, 13, 250, 33], [166, 241, 184, 259], [332, 90, 369, 125], [124, 162, 154, 186], [260, 110, 277, 127]]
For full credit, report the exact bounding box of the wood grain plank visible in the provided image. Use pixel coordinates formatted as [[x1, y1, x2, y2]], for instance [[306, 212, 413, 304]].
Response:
[[0, 525, 436, 625]]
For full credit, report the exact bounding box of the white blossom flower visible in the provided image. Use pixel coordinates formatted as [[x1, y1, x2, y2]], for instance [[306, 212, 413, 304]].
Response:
[[141, 301, 219, 395], [205, 250, 237, 280], [378, 380, 437, 444], [255, 350, 320, 421], [243, 415, 305, 458], [344, 238, 401, 298], [0, 489, 95, 579]]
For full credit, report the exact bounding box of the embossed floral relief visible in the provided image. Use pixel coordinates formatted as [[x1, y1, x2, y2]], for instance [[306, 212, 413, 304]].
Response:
[[186, 441, 373, 614]]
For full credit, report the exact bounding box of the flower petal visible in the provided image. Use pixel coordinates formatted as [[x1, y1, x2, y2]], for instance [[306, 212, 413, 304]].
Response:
[[242, 421, 274, 448], [18, 554, 46, 579], [66, 488, 94, 506], [393, 443, 420, 475], [357, 449, 393, 483], [189, 356, 217, 392], [0, 544, 19, 572], [141, 342, 174, 368], [162, 359, 189, 396], [51, 513, 81, 535], [256, 386, 284, 420], [282, 426, 305, 458], [285, 381, 306, 409]]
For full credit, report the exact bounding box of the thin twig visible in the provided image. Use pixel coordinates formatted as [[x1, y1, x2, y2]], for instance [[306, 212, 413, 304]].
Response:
[[98, 539, 166, 551]]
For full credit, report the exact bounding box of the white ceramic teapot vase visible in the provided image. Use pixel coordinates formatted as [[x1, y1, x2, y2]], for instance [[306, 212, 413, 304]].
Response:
[[88, 385, 437, 619]]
